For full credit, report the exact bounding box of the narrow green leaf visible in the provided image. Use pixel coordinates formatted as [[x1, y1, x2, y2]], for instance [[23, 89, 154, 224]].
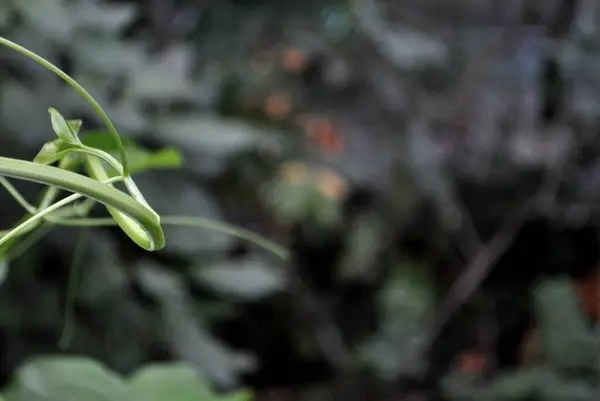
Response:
[[48, 108, 80, 144], [33, 139, 70, 165]]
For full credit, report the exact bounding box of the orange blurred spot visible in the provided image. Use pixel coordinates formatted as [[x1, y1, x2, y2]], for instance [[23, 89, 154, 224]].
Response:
[[282, 49, 306, 73], [304, 118, 344, 155], [266, 92, 292, 119], [577, 272, 600, 321], [458, 351, 487, 374], [316, 170, 347, 199], [280, 162, 308, 184]]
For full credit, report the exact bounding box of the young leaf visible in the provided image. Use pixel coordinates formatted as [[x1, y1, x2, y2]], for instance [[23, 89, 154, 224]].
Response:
[[4, 356, 126, 401], [33, 139, 70, 165], [48, 108, 80, 144]]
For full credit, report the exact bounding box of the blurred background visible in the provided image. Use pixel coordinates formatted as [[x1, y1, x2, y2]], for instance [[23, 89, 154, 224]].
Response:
[[1, 0, 600, 400]]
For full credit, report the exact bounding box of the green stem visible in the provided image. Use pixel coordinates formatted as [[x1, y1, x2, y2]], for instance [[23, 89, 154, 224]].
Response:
[[50, 216, 289, 260], [59, 230, 88, 350], [0, 157, 164, 251], [0, 177, 121, 248], [0, 36, 130, 175], [0, 177, 37, 214], [1, 224, 53, 265]]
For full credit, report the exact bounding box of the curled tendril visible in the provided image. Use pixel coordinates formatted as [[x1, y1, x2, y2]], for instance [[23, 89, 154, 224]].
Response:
[[0, 35, 164, 252], [0, 35, 288, 262], [0, 157, 165, 251]]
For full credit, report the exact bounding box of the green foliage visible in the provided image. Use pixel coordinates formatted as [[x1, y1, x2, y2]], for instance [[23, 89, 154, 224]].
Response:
[[358, 262, 433, 379], [0, 10, 286, 398], [2, 357, 252, 401], [442, 278, 600, 401], [261, 163, 346, 228]]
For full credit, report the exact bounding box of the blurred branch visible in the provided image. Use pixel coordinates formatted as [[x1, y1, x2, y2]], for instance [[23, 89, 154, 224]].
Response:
[[418, 198, 537, 361]]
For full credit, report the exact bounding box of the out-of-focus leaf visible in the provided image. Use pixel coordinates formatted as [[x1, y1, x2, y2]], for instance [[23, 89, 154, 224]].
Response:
[[161, 304, 256, 389], [71, 1, 138, 34], [152, 116, 266, 158], [358, 262, 433, 379], [0, 6, 12, 27], [5, 388, 108, 401], [534, 279, 598, 371], [262, 178, 344, 228], [45, 229, 126, 304], [72, 40, 146, 76], [340, 214, 389, 280], [219, 390, 254, 401], [193, 257, 286, 300], [11, 0, 73, 42], [81, 131, 183, 174], [537, 370, 596, 401], [129, 44, 196, 101], [126, 363, 213, 401], [125, 363, 252, 401], [0, 82, 54, 146], [136, 263, 255, 388], [4, 356, 125, 401]]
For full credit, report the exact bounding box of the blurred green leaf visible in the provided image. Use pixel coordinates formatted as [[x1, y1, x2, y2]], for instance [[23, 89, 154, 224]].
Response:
[[71, 1, 138, 34], [1, 82, 57, 146], [72, 40, 146, 75], [193, 257, 286, 301], [0, 6, 12, 27], [2, 356, 254, 401], [135, 263, 256, 388], [126, 364, 213, 401], [129, 45, 196, 101], [126, 363, 252, 401], [262, 180, 343, 228], [358, 262, 433, 379], [534, 279, 598, 372], [10, 0, 72, 42], [152, 116, 265, 159], [81, 131, 183, 174], [4, 356, 126, 401]]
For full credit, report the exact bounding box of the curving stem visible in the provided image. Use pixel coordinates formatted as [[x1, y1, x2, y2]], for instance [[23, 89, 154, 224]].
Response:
[[0, 157, 165, 251]]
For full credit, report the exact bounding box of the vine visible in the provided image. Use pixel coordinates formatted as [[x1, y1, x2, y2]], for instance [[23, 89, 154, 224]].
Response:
[[0, 36, 289, 266]]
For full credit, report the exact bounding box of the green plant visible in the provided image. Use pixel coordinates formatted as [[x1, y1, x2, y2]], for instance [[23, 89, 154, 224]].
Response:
[[0, 33, 291, 400], [3, 356, 252, 401], [0, 35, 289, 265]]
